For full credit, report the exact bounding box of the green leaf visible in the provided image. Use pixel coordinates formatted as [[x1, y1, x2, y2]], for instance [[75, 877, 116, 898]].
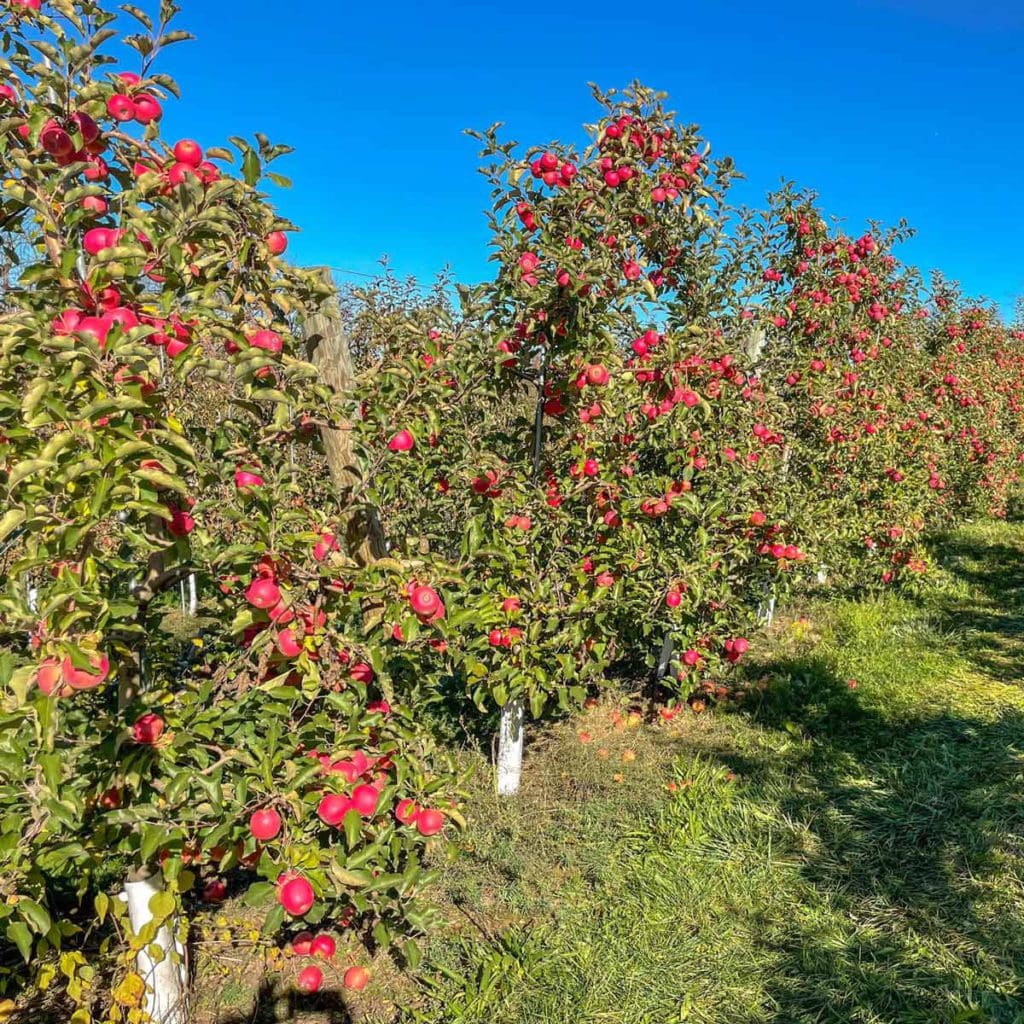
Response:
[[0, 508, 25, 543], [242, 149, 261, 187], [6, 921, 32, 962], [147, 889, 176, 922], [343, 808, 362, 851]]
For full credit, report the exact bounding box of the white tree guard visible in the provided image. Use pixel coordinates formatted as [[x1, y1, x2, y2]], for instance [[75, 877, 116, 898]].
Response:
[[122, 876, 187, 1024], [187, 573, 198, 616], [496, 698, 525, 796]]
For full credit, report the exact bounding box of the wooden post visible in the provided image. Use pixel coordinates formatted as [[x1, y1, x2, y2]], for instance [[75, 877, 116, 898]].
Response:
[[303, 267, 386, 567]]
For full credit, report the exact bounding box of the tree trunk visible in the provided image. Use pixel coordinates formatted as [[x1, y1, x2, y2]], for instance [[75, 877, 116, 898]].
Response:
[[496, 699, 525, 796], [122, 874, 187, 1024], [303, 267, 386, 567]]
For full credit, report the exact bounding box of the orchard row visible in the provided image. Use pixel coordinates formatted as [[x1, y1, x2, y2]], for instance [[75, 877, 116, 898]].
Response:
[[1, 3, 1021, 1019]]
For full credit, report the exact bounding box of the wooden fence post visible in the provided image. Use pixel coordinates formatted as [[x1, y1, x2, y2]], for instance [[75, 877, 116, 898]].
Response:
[[303, 267, 387, 566]]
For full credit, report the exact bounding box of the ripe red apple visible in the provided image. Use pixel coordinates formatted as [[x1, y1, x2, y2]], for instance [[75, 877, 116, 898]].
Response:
[[69, 111, 100, 145], [166, 161, 198, 187], [195, 161, 220, 184], [278, 874, 315, 917], [63, 652, 110, 690], [277, 628, 302, 658], [81, 195, 108, 215], [313, 531, 338, 562], [266, 231, 288, 255], [106, 94, 136, 121], [202, 879, 227, 903], [247, 329, 283, 353], [296, 965, 323, 994], [665, 590, 682, 608], [131, 713, 165, 745], [172, 139, 203, 167], [36, 658, 71, 697], [351, 784, 379, 817], [245, 577, 281, 609], [395, 798, 419, 825], [387, 429, 415, 452], [408, 584, 440, 619], [343, 966, 370, 992], [166, 504, 195, 537], [291, 931, 314, 956], [132, 94, 162, 124], [234, 469, 265, 490], [40, 120, 75, 158], [317, 793, 352, 826], [415, 808, 444, 836], [249, 807, 282, 841], [585, 363, 610, 386], [310, 934, 336, 958]]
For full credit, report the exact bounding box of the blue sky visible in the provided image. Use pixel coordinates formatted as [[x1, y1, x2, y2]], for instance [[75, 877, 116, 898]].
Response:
[[152, 0, 1023, 317]]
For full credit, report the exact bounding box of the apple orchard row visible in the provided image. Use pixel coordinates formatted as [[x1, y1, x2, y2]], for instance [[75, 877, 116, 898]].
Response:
[[2, 1, 1023, 1013]]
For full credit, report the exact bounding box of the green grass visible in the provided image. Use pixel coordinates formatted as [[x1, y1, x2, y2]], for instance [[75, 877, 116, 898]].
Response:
[[402, 519, 1024, 1024], [192, 519, 1024, 1023]]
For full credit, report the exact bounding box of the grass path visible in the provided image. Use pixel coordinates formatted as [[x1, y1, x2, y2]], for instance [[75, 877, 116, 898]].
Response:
[[197, 520, 1024, 1023], [402, 520, 1024, 1024]]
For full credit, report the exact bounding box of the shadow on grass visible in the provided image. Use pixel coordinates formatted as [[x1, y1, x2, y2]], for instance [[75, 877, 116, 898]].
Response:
[[727, 648, 1024, 1023], [210, 976, 353, 1024], [924, 527, 1024, 683]]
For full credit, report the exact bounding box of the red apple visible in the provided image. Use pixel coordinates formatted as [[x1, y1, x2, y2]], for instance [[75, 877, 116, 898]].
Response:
[[343, 966, 370, 992], [317, 793, 352, 826], [172, 139, 203, 167], [296, 965, 323, 994], [131, 713, 165, 745], [133, 94, 162, 124], [395, 799, 419, 825], [266, 231, 288, 255], [310, 934, 336, 958], [351, 784, 379, 817], [245, 577, 281, 609], [415, 808, 444, 836], [249, 807, 282, 841], [278, 874, 315, 917], [387, 429, 415, 452], [106, 94, 136, 122]]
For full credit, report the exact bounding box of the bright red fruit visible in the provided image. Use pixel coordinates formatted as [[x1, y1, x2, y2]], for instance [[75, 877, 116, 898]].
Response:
[[172, 139, 203, 167], [415, 808, 444, 836], [387, 429, 415, 452], [351, 784, 379, 817], [62, 652, 110, 690], [395, 798, 419, 825], [266, 231, 288, 255], [343, 966, 370, 992], [106, 93, 136, 121], [249, 808, 282, 841], [245, 577, 281, 609], [132, 94, 162, 123], [317, 793, 352, 826], [235, 469, 265, 490], [278, 874, 315, 917], [409, 584, 441, 619], [291, 931, 313, 955], [131, 713, 165, 744], [36, 658, 71, 697], [296, 966, 323, 993], [310, 934, 336, 958]]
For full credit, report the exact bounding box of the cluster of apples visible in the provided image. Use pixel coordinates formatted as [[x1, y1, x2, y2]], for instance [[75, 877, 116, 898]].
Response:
[[34, 652, 110, 697], [290, 943, 371, 995]]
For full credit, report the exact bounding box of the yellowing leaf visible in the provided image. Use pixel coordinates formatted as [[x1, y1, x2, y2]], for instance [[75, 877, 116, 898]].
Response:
[[112, 971, 146, 1007]]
